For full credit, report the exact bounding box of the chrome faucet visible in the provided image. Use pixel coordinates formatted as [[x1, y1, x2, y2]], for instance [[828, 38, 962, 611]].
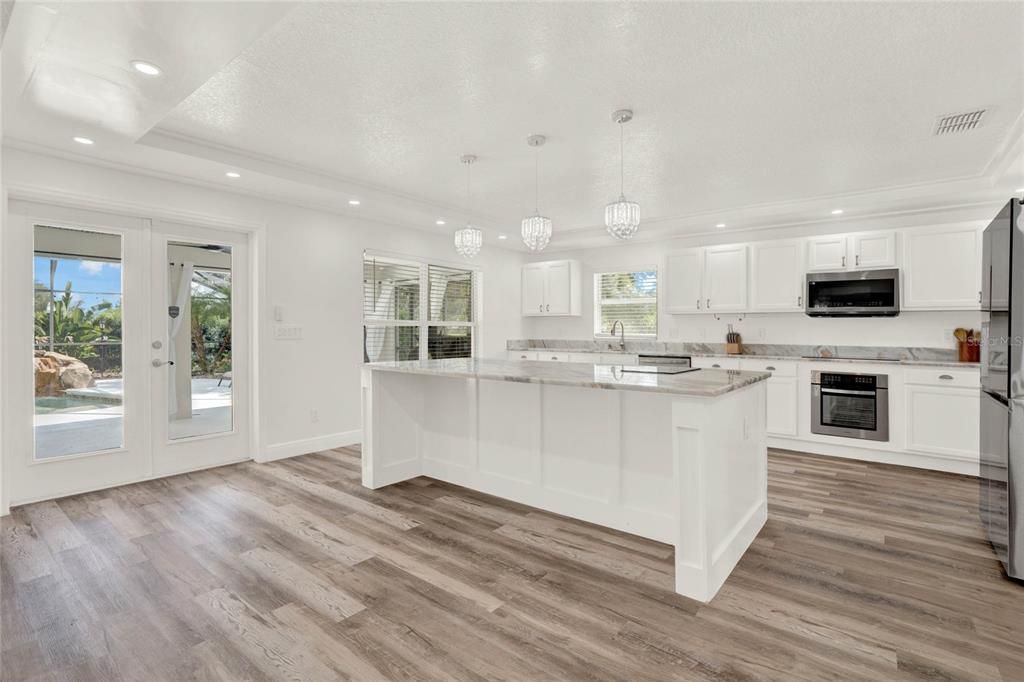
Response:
[[609, 320, 626, 351]]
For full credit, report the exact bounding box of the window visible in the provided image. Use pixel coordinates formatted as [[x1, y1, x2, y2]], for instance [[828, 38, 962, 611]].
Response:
[[363, 254, 477, 362], [594, 269, 657, 337]]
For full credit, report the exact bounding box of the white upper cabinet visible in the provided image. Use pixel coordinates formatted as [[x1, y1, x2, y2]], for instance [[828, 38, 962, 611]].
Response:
[[665, 249, 704, 313], [750, 240, 805, 311], [703, 245, 748, 312], [521, 260, 581, 316], [850, 231, 897, 269], [807, 235, 849, 271], [902, 225, 983, 310], [807, 232, 897, 271], [522, 265, 546, 315]]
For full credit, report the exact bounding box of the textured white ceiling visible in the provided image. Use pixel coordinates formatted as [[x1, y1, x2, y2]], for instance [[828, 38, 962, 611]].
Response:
[[3, 1, 1023, 247], [156, 2, 1024, 231]]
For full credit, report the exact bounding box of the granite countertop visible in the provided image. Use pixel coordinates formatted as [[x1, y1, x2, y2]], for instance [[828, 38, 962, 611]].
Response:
[[365, 358, 770, 398], [508, 343, 977, 369]]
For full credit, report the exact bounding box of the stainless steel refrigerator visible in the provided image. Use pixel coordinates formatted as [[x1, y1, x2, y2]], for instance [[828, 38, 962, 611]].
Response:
[[980, 197, 1024, 581]]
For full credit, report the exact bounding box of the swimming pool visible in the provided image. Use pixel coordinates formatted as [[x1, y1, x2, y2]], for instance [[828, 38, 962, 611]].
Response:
[[34, 396, 120, 414]]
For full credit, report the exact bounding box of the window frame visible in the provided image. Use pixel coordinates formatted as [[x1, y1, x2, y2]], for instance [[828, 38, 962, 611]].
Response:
[[592, 266, 659, 339], [362, 251, 480, 362]]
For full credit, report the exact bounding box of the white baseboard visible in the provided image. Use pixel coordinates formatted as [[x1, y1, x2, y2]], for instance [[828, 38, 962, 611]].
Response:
[[259, 430, 362, 463], [768, 436, 979, 476]]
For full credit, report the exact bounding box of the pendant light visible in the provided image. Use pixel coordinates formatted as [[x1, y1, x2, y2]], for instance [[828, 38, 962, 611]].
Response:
[[454, 154, 483, 258], [605, 109, 640, 240], [521, 134, 552, 252]]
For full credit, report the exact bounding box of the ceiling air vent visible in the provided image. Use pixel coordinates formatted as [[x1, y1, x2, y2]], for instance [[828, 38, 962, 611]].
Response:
[[934, 110, 986, 135]]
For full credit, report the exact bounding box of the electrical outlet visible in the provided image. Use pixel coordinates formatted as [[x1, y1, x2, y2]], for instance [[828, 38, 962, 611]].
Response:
[[274, 324, 302, 340]]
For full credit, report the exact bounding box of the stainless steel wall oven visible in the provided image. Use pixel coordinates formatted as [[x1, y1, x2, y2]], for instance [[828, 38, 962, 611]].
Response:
[[811, 371, 890, 442]]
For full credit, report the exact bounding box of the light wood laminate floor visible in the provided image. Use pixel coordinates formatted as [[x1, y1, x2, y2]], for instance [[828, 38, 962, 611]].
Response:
[[2, 447, 1022, 681]]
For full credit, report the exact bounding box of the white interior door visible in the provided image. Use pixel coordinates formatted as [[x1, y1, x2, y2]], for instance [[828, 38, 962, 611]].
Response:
[[149, 222, 250, 476]]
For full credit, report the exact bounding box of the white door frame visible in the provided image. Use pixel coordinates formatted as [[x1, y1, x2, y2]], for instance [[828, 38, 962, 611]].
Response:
[[0, 190, 264, 513]]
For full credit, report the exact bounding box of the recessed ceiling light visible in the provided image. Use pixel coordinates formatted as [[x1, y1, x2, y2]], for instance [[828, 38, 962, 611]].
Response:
[[131, 60, 162, 76], [435, 219, 446, 226], [348, 199, 361, 206], [715, 223, 726, 229], [831, 209, 844, 215], [498, 234, 508, 240], [225, 171, 241, 178], [73, 136, 94, 145]]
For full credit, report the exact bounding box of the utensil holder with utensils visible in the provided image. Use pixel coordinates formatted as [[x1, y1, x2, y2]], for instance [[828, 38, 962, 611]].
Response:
[[954, 328, 981, 363]]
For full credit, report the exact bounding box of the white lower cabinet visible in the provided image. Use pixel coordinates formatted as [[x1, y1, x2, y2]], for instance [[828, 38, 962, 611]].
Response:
[[904, 369, 980, 461], [739, 359, 798, 436]]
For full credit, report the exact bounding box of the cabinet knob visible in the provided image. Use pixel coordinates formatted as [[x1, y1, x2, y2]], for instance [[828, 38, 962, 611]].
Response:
[[939, 374, 953, 380]]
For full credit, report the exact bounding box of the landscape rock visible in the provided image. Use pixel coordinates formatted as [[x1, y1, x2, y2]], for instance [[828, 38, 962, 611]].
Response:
[[33, 350, 94, 396]]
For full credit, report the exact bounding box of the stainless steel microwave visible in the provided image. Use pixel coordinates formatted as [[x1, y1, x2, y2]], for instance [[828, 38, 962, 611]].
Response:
[[805, 268, 900, 317]]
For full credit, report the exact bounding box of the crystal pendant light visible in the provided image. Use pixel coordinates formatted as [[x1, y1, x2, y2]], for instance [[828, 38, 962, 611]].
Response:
[[521, 134, 552, 252], [454, 154, 483, 258], [605, 109, 640, 240]]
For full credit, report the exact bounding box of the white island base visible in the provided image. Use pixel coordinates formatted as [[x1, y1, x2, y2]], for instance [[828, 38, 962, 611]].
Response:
[[361, 363, 768, 602]]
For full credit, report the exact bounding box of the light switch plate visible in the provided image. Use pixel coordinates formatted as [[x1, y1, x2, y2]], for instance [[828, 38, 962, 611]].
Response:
[[274, 324, 302, 340]]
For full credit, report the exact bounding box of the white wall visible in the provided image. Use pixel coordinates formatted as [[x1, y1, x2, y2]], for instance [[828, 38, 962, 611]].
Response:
[[1, 147, 525, 469], [524, 215, 987, 348]]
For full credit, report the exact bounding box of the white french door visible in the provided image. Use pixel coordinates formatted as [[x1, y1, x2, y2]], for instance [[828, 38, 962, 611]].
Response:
[[149, 221, 250, 476], [2, 202, 252, 508]]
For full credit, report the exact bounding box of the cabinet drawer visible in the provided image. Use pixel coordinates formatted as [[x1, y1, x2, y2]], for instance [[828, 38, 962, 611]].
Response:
[[691, 356, 741, 370], [904, 367, 979, 388], [569, 352, 599, 363], [739, 359, 798, 377], [508, 351, 538, 361]]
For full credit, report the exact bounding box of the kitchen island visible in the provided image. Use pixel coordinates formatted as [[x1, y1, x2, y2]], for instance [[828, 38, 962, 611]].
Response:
[[361, 358, 770, 602]]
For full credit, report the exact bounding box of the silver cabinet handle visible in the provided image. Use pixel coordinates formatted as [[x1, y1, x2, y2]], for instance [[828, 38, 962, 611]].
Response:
[[152, 359, 175, 367], [706, 298, 711, 308], [697, 299, 701, 309], [546, 304, 550, 312], [855, 254, 860, 266], [939, 374, 953, 380], [798, 295, 802, 306], [712, 363, 721, 368], [766, 366, 776, 371], [551, 356, 559, 360], [539, 304, 543, 312], [978, 291, 982, 304], [842, 256, 847, 267], [520, 354, 528, 359]]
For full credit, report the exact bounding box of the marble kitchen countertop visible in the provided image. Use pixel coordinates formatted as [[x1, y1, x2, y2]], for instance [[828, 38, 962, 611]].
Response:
[[508, 342, 978, 369], [365, 358, 770, 398]]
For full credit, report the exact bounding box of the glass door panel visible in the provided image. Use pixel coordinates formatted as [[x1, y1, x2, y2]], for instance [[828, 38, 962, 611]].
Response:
[[33, 225, 125, 459], [166, 242, 233, 440]]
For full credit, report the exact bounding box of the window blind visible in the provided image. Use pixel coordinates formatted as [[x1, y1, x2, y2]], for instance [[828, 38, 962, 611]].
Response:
[[363, 257, 420, 322], [595, 270, 657, 337], [428, 265, 473, 322]]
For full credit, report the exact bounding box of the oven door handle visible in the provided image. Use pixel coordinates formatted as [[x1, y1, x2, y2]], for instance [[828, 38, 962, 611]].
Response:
[[820, 388, 877, 397]]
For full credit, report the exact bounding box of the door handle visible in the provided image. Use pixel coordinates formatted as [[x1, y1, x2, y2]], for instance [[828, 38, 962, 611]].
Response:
[[152, 359, 175, 367]]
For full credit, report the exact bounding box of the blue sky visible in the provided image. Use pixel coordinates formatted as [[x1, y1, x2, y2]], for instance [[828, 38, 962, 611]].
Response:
[[34, 256, 122, 309]]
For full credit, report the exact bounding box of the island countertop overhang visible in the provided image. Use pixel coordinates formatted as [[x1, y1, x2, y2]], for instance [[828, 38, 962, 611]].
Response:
[[364, 358, 770, 398]]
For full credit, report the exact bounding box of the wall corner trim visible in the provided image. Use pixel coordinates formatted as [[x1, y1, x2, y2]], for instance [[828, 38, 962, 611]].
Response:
[[258, 430, 362, 463]]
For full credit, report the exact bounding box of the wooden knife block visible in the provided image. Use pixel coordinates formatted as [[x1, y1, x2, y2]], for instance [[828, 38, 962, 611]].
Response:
[[726, 342, 743, 355]]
